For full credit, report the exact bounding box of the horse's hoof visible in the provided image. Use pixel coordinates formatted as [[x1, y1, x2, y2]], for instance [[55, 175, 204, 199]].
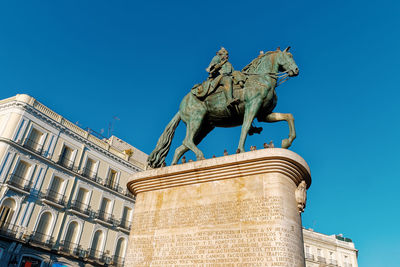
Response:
[[281, 139, 291, 149]]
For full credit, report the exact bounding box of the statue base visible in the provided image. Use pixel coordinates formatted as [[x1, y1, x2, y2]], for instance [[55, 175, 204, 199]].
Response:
[[126, 148, 311, 267]]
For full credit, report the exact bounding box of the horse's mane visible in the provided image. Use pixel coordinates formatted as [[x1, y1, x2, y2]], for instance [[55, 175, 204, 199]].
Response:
[[242, 51, 277, 74]]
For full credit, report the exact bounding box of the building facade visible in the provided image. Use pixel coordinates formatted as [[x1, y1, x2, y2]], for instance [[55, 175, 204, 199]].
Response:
[[303, 228, 358, 267], [0, 94, 147, 267]]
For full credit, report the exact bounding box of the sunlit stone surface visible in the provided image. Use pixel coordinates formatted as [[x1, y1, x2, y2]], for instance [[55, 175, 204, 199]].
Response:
[[126, 148, 311, 267]]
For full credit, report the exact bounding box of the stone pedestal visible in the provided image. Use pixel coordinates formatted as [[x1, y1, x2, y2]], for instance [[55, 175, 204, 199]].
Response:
[[126, 148, 311, 267]]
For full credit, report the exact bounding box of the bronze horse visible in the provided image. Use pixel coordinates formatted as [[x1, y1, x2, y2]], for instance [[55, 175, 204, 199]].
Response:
[[148, 47, 299, 168]]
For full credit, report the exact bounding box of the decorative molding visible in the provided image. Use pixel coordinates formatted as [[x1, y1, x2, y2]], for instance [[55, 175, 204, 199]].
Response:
[[0, 100, 143, 171], [128, 148, 311, 195]]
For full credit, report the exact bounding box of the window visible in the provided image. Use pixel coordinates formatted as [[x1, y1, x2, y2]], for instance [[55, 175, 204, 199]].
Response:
[[121, 206, 132, 228], [14, 161, 30, 178], [74, 188, 89, 211], [105, 169, 118, 188], [317, 249, 325, 263], [113, 238, 127, 265], [99, 198, 111, 220], [47, 176, 64, 201], [25, 128, 43, 153], [63, 221, 79, 252], [89, 230, 104, 259], [83, 158, 97, 179], [0, 198, 16, 227], [305, 245, 313, 260], [59, 146, 74, 168], [10, 161, 31, 188], [34, 212, 53, 242], [100, 198, 111, 213]]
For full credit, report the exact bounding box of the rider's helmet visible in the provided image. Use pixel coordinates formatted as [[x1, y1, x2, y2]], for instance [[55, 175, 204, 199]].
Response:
[[217, 47, 228, 57]]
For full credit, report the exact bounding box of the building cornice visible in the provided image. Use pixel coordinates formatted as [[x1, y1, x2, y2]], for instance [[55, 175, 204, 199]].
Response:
[[303, 230, 357, 252], [0, 95, 145, 171]]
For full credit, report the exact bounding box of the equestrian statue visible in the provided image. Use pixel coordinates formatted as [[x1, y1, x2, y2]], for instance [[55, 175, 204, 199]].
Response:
[[148, 46, 299, 168]]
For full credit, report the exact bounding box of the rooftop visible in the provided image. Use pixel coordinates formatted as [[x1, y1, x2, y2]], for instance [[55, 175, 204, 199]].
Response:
[[0, 94, 148, 169]]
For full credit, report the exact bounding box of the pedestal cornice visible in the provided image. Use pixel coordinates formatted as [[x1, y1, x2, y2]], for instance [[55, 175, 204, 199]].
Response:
[[128, 148, 310, 195]]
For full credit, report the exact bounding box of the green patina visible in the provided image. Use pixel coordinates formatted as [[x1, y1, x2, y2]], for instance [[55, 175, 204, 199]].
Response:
[[148, 47, 299, 168]]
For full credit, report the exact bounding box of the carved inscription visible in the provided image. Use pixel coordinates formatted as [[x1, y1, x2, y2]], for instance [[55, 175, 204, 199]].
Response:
[[127, 227, 303, 266], [132, 196, 284, 234], [127, 196, 304, 266]]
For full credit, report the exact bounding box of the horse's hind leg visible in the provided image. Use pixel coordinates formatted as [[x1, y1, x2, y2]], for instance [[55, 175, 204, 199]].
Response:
[[171, 145, 189, 165], [182, 118, 206, 161], [262, 112, 296, 148], [171, 122, 214, 165]]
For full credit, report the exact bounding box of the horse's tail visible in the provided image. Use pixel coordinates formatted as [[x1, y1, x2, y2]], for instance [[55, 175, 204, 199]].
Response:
[[147, 112, 181, 168]]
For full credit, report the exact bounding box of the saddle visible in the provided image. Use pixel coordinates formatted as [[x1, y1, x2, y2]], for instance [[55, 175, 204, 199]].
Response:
[[191, 71, 247, 99]]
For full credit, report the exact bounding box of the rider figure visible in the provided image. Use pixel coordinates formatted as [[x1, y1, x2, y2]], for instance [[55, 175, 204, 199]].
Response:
[[206, 47, 239, 107]]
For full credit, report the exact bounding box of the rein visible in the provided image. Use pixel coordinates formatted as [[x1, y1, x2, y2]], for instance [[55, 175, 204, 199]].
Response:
[[244, 70, 290, 87]]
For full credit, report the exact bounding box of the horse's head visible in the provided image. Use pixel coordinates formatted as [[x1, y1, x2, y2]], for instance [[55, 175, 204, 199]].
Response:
[[275, 47, 299, 77]]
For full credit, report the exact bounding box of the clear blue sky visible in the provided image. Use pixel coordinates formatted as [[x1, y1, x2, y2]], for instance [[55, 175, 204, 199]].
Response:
[[0, 1, 399, 266]]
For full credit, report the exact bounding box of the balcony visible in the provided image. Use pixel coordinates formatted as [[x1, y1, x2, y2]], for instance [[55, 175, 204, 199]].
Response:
[[23, 138, 43, 154], [59, 240, 80, 256], [111, 256, 125, 267], [82, 167, 98, 180], [305, 253, 314, 261], [104, 179, 123, 193], [42, 190, 66, 206], [0, 223, 19, 239], [6, 174, 31, 192], [58, 157, 75, 170], [118, 219, 132, 231], [124, 189, 135, 199], [318, 256, 326, 263], [30, 232, 54, 248], [88, 248, 105, 262], [69, 200, 91, 216], [96, 211, 116, 225], [328, 259, 338, 266]]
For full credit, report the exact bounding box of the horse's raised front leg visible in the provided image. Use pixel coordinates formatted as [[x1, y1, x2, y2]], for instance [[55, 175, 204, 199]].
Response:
[[264, 112, 296, 148], [238, 99, 263, 152]]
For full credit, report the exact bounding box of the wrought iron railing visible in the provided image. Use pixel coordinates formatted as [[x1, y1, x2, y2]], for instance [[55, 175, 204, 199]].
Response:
[[318, 256, 326, 263], [59, 240, 80, 255], [23, 138, 43, 154], [43, 189, 66, 205], [96, 211, 115, 224], [305, 253, 314, 260], [69, 200, 91, 216], [58, 157, 75, 170], [82, 167, 97, 180], [6, 174, 31, 191], [0, 222, 19, 238], [104, 179, 123, 193], [30, 232, 54, 247], [328, 259, 338, 266], [124, 189, 134, 199], [112, 256, 125, 266], [118, 219, 131, 231], [88, 248, 105, 262]]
